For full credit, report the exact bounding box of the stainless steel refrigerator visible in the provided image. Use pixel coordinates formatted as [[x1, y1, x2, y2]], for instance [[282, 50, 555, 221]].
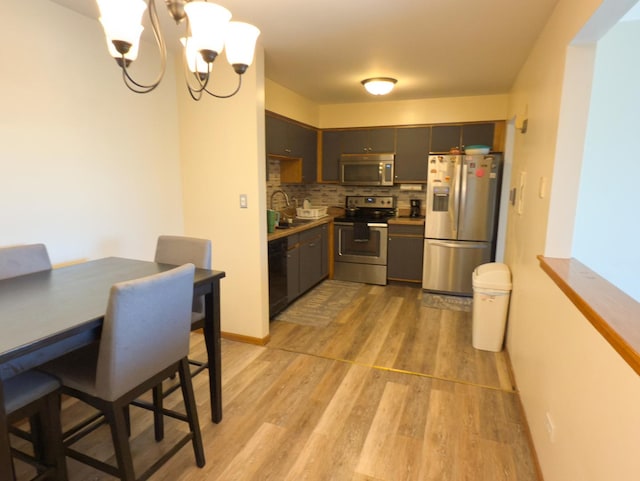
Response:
[[422, 154, 502, 296]]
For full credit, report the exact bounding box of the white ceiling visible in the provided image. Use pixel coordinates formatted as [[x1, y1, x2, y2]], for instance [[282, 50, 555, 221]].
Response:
[[50, 0, 564, 104]]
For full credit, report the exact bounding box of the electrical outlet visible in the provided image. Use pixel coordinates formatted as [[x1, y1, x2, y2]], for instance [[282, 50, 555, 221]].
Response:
[[239, 194, 248, 208], [544, 412, 556, 443]]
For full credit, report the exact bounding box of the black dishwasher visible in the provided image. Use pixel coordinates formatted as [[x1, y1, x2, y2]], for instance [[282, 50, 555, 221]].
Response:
[[268, 238, 288, 318]]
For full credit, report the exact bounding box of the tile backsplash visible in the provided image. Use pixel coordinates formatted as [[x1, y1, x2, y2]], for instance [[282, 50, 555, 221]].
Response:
[[266, 159, 425, 214]]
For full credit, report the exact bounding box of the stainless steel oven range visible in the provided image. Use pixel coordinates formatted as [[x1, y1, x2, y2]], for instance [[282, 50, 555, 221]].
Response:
[[333, 195, 396, 285]]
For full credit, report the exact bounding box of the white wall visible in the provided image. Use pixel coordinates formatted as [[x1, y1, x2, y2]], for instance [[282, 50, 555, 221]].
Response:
[[0, 1, 184, 264], [177, 48, 269, 340], [572, 19, 640, 301], [265, 79, 320, 126], [504, 0, 640, 480], [318, 94, 509, 128]]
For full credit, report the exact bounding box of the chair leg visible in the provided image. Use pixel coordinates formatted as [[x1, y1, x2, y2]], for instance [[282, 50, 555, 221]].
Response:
[[123, 405, 131, 438], [152, 384, 164, 441], [42, 393, 68, 481], [28, 414, 44, 466], [178, 358, 205, 468], [104, 402, 136, 481]]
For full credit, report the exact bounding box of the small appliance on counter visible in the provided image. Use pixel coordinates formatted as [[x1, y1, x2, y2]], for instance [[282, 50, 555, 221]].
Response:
[[410, 199, 422, 218]]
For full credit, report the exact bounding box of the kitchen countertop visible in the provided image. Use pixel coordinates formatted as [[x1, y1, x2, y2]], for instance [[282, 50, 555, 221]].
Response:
[[267, 216, 334, 241], [388, 216, 425, 226]]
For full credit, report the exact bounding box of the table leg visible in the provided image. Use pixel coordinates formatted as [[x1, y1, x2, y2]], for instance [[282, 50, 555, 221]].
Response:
[[0, 381, 16, 480], [203, 280, 222, 423]]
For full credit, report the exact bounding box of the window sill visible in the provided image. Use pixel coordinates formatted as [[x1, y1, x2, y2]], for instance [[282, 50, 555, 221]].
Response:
[[538, 256, 640, 375]]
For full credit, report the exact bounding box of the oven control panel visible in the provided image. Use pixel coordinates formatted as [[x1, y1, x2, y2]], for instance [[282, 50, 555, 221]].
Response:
[[346, 195, 396, 209]]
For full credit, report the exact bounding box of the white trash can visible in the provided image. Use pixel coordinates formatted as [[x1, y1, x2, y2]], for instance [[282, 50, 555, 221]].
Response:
[[472, 263, 512, 352]]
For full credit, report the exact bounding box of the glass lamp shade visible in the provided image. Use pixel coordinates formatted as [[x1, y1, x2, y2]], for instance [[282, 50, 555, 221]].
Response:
[[96, 0, 147, 55], [180, 37, 212, 75], [225, 22, 260, 70], [362, 78, 397, 95], [184, 1, 232, 56]]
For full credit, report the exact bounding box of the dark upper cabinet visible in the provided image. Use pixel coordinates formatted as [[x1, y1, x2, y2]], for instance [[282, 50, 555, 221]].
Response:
[[300, 127, 317, 183], [266, 115, 292, 156], [321, 130, 342, 182], [461, 123, 495, 150], [430, 125, 462, 153], [395, 127, 430, 182], [341, 128, 395, 154], [266, 114, 317, 183]]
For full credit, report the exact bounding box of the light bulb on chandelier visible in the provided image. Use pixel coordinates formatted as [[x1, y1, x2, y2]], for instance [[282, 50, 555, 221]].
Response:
[[95, 0, 260, 100]]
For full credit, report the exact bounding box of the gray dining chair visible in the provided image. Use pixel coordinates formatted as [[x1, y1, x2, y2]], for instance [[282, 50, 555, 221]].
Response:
[[0, 244, 51, 281], [154, 235, 211, 376], [152, 235, 211, 440], [5, 371, 67, 481], [41, 264, 205, 481], [0, 243, 66, 480]]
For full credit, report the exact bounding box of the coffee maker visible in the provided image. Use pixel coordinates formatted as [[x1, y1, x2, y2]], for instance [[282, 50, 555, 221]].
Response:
[[410, 199, 421, 217]]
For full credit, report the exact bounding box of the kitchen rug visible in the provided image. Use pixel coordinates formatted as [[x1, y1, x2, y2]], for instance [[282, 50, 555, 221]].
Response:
[[274, 280, 364, 327], [422, 292, 473, 312]]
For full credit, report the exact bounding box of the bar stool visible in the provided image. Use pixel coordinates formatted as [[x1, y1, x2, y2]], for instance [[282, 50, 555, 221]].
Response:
[[5, 371, 67, 481]]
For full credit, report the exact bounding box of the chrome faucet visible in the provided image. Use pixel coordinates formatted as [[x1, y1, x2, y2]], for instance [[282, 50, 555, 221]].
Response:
[[270, 189, 290, 210]]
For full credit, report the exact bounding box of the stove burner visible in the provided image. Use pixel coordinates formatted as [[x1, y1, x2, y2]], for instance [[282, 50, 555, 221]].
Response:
[[339, 195, 396, 223]]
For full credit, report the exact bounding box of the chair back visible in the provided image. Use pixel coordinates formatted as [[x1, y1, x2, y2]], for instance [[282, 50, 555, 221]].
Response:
[[95, 263, 195, 401], [155, 235, 211, 315], [154, 235, 211, 269], [0, 244, 51, 281]]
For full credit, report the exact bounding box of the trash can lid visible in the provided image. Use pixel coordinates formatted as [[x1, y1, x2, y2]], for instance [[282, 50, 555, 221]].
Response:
[[472, 262, 512, 290]]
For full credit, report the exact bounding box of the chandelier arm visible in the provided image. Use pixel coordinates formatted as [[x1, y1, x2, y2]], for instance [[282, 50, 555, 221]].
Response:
[[119, 0, 167, 93], [203, 74, 243, 99], [187, 84, 203, 101]]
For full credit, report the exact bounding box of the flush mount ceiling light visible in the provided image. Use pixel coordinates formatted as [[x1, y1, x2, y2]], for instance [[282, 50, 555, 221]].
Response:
[[361, 77, 397, 96], [95, 0, 260, 101]]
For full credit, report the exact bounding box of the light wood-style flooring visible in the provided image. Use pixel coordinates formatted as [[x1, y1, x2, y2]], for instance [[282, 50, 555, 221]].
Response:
[[14, 283, 539, 481]]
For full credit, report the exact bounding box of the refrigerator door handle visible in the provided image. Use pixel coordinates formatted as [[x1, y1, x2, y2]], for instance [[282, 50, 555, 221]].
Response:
[[428, 240, 488, 249], [459, 160, 468, 232], [451, 157, 461, 236]]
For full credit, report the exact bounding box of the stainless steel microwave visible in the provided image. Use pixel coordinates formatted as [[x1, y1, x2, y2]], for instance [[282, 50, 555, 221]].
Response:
[[339, 153, 395, 186]]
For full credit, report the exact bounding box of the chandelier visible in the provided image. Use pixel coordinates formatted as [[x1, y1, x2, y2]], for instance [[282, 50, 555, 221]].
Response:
[[361, 77, 397, 96], [96, 0, 260, 101]]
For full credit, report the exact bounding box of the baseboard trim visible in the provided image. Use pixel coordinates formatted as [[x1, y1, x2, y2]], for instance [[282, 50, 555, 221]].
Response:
[[504, 348, 545, 481], [221, 331, 270, 346]]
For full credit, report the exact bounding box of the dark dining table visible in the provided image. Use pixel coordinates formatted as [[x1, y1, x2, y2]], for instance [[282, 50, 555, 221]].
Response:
[[0, 256, 226, 480]]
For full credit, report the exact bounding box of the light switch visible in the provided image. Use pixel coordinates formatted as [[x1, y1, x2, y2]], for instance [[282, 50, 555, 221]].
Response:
[[517, 172, 526, 216], [539, 176, 547, 199], [239, 194, 248, 208]]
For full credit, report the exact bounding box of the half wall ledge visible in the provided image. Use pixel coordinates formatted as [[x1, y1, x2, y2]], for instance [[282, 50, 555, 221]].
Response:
[[538, 256, 640, 376]]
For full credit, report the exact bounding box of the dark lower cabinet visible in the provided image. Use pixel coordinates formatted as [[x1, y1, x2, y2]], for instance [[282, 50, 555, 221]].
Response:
[[299, 228, 323, 294], [269, 224, 330, 318], [387, 224, 424, 283]]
